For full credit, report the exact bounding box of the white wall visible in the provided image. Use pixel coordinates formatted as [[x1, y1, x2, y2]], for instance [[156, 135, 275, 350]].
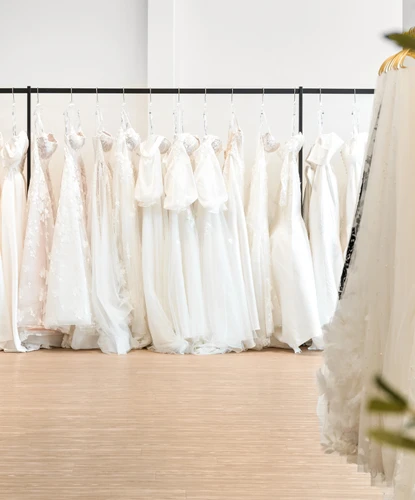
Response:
[[147, 0, 402, 205], [404, 0, 415, 29], [0, 0, 404, 196], [0, 0, 148, 191], [148, 0, 402, 159]]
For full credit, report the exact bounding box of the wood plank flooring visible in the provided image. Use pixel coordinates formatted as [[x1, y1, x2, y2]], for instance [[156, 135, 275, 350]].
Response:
[[0, 349, 382, 499]]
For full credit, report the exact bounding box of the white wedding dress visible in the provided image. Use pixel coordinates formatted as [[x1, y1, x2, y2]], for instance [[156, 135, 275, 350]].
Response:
[[307, 132, 344, 326], [44, 104, 93, 334], [85, 107, 133, 355], [113, 107, 150, 348], [193, 134, 256, 353], [18, 105, 60, 349], [246, 129, 275, 348], [317, 70, 398, 477], [136, 134, 188, 354], [164, 133, 207, 347], [340, 130, 368, 254], [223, 114, 259, 335], [0, 130, 28, 352], [271, 134, 322, 352]]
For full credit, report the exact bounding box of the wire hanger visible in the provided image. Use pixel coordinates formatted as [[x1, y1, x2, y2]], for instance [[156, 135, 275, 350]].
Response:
[[12, 87, 17, 137], [352, 89, 360, 135], [203, 88, 208, 136], [291, 88, 297, 136], [259, 88, 271, 133], [147, 88, 155, 136], [317, 88, 324, 136], [174, 88, 182, 137], [95, 88, 104, 133]]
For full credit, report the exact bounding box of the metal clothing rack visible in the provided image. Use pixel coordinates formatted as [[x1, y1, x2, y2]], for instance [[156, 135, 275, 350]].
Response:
[[0, 86, 375, 189]]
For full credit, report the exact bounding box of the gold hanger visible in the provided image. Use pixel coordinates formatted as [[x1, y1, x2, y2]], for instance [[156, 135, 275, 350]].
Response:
[[379, 27, 415, 75]]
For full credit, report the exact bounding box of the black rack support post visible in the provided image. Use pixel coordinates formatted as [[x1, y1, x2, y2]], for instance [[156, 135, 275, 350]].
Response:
[[26, 86, 31, 189], [298, 86, 304, 203]]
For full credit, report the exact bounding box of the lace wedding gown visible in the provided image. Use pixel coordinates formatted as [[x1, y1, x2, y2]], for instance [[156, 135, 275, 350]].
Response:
[[193, 135, 256, 353], [113, 107, 150, 348], [136, 134, 188, 354], [0, 131, 28, 352], [340, 130, 368, 254], [246, 130, 275, 348], [18, 105, 60, 349], [271, 134, 322, 352], [164, 133, 207, 347], [317, 70, 401, 482], [86, 108, 133, 355], [223, 114, 259, 335], [307, 132, 344, 326], [44, 104, 93, 335]]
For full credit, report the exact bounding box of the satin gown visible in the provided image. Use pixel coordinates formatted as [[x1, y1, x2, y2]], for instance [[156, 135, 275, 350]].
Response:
[[0, 131, 28, 352], [193, 135, 256, 353], [113, 107, 150, 348], [136, 134, 188, 354], [307, 132, 344, 327], [271, 134, 322, 352]]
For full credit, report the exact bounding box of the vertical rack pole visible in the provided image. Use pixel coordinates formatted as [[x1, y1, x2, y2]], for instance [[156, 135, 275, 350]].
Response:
[[26, 86, 31, 189], [298, 86, 304, 210]]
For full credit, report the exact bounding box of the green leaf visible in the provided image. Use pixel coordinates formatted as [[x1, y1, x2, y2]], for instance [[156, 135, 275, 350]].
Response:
[[374, 375, 408, 408], [370, 429, 415, 451], [386, 33, 415, 51], [367, 399, 407, 413]]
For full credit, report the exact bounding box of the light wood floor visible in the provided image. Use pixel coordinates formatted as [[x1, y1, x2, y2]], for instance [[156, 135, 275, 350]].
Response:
[[0, 348, 382, 500]]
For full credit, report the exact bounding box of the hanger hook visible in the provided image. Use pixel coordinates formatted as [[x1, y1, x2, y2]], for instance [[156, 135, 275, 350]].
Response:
[[12, 87, 15, 104], [96, 87, 99, 105], [319, 88, 323, 106], [149, 88, 152, 105], [37, 87, 40, 105], [231, 88, 234, 106], [354, 88, 357, 105], [122, 88, 125, 104], [204, 88, 207, 106], [262, 88, 265, 107], [293, 88, 297, 104], [70, 88, 73, 104], [177, 88, 180, 104]]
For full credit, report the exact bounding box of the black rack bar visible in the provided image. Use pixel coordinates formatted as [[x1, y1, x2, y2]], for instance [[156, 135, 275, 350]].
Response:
[[0, 87, 375, 95], [0, 87, 375, 196]]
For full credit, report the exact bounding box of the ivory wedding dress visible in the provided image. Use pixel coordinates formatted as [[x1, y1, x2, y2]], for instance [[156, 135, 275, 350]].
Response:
[[193, 134, 256, 353], [317, 70, 397, 477], [340, 130, 368, 254], [223, 114, 259, 335], [0, 130, 28, 352], [86, 107, 133, 355], [307, 132, 344, 326], [164, 133, 207, 346], [18, 105, 60, 349], [271, 134, 322, 352], [113, 107, 150, 348], [44, 104, 93, 333], [136, 134, 188, 354], [246, 124, 276, 348]]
